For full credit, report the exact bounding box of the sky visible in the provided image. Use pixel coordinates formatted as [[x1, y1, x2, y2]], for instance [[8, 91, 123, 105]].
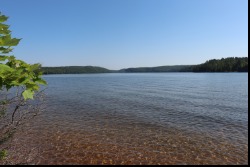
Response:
[[0, 0, 248, 70]]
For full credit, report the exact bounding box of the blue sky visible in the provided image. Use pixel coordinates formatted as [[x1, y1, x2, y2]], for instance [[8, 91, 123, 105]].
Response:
[[0, 0, 248, 70]]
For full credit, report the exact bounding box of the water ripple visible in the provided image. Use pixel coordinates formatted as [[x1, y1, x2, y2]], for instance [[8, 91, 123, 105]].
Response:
[[4, 73, 248, 165]]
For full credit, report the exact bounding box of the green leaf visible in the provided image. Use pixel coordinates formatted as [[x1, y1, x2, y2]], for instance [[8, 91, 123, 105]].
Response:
[[25, 82, 40, 91], [17, 76, 29, 84], [0, 15, 8, 22], [0, 55, 8, 61], [0, 24, 11, 36], [0, 64, 12, 71], [22, 89, 34, 100], [0, 35, 21, 47], [0, 47, 13, 54], [35, 79, 47, 85]]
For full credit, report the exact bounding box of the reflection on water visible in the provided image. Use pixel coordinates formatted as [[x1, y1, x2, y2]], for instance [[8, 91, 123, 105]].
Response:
[[3, 73, 248, 164]]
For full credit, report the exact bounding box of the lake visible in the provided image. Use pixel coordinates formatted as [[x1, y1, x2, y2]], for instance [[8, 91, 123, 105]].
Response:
[[8, 73, 248, 164]]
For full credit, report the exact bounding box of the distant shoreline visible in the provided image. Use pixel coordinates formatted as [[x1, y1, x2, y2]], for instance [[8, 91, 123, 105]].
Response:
[[42, 71, 248, 75], [41, 57, 248, 74]]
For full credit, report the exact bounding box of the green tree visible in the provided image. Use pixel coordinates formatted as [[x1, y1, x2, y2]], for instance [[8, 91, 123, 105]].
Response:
[[0, 12, 47, 164]]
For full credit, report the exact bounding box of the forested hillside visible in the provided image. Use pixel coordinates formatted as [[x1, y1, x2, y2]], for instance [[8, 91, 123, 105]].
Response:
[[42, 66, 111, 74], [119, 65, 193, 72], [41, 57, 248, 74], [192, 57, 248, 72]]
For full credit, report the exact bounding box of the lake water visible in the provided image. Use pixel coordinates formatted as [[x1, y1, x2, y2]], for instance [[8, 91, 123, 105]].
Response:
[[7, 73, 248, 164]]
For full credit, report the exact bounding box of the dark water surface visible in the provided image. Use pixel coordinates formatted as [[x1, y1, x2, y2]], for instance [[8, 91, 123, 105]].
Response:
[[8, 73, 248, 164]]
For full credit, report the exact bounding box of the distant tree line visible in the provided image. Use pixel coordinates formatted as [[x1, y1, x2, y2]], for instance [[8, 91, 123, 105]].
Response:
[[42, 66, 111, 74], [119, 65, 193, 72], [41, 57, 248, 74], [192, 57, 248, 72]]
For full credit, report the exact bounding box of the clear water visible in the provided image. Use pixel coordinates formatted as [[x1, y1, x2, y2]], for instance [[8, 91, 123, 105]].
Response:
[[7, 73, 248, 164]]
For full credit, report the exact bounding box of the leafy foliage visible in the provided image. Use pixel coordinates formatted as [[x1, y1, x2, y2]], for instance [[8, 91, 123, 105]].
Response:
[[0, 12, 47, 164], [0, 12, 47, 100]]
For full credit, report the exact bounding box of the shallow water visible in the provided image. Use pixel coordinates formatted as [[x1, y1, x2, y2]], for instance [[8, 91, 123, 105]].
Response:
[[4, 73, 248, 164]]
